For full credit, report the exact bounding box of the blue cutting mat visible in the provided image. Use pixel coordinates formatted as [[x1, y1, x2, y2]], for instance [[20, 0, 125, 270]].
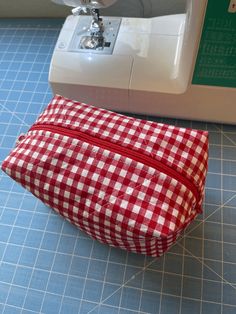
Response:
[[0, 19, 236, 314]]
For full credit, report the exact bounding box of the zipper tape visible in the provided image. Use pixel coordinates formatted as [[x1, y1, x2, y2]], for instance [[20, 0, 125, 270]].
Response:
[[29, 124, 200, 205]]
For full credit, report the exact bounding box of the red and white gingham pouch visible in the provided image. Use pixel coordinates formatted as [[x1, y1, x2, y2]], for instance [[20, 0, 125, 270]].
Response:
[[1, 95, 209, 257]]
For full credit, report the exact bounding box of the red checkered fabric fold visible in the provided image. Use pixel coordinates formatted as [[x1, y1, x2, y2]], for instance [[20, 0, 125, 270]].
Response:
[[1, 95, 209, 257]]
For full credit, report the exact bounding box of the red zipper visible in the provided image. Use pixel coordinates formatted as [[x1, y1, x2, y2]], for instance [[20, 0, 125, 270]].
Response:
[[29, 124, 200, 204]]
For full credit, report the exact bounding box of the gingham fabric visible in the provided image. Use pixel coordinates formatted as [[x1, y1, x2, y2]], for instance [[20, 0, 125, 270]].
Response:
[[1, 95, 209, 257]]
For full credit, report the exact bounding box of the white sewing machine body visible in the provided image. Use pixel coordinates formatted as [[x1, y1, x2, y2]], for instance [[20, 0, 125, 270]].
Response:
[[49, 0, 236, 123]]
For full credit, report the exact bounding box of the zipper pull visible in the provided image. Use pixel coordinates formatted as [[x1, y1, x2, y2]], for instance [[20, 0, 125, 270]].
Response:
[[15, 134, 26, 146]]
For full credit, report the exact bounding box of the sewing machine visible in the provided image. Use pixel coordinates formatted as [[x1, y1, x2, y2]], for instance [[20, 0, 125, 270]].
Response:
[[49, 0, 236, 123]]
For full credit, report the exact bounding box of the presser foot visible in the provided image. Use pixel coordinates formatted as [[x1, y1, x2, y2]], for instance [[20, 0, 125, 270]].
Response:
[[69, 15, 121, 54]]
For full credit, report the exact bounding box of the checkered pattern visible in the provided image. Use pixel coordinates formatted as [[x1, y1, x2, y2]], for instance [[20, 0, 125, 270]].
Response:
[[1, 95, 209, 257]]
